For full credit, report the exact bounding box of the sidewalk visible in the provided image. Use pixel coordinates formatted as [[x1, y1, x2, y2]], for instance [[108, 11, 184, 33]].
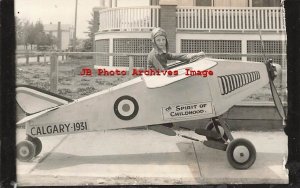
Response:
[[16, 129, 288, 186]]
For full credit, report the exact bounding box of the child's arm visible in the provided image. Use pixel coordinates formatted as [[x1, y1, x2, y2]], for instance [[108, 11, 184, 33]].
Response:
[[167, 51, 205, 63], [167, 53, 190, 62], [186, 51, 205, 62]]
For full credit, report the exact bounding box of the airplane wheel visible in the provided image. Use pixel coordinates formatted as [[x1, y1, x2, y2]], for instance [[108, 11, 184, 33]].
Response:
[[226, 138, 256, 169], [27, 136, 42, 156], [17, 140, 36, 162], [205, 121, 228, 143]]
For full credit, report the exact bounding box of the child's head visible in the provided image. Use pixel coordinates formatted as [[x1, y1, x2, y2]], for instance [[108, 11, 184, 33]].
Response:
[[151, 27, 169, 53]]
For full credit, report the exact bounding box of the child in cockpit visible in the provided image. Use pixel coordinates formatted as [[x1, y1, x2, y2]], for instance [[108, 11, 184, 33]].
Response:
[[147, 27, 205, 70]]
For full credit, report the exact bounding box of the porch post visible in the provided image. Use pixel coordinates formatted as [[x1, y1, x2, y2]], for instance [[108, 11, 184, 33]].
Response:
[[109, 37, 113, 67], [242, 39, 247, 61], [159, 1, 178, 53]]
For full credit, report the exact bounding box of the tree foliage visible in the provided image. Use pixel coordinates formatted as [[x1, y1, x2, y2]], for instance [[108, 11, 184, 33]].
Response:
[[15, 17, 23, 44], [83, 11, 99, 52], [15, 17, 57, 50]]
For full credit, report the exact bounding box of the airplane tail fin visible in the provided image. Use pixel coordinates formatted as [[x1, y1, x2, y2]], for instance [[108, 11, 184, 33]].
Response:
[[16, 85, 74, 115]]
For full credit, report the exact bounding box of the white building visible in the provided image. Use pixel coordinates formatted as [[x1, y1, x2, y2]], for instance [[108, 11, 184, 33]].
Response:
[[44, 23, 74, 50], [93, 0, 286, 68]]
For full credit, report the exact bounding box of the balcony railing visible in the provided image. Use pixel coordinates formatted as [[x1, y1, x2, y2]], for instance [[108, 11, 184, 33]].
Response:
[[98, 6, 285, 32], [98, 6, 160, 32], [177, 7, 285, 31]]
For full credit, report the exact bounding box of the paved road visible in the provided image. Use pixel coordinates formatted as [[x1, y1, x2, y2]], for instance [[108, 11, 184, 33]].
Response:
[[16, 129, 288, 186]]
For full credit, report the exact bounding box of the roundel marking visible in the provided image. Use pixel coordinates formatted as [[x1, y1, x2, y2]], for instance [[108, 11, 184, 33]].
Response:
[[114, 95, 139, 120]]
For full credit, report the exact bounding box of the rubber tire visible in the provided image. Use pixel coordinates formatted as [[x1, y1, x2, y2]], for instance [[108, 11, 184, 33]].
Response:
[[27, 136, 42, 156], [205, 121, 228, 143], [17, 140, 36, 162], [226, 138, 256, 169]]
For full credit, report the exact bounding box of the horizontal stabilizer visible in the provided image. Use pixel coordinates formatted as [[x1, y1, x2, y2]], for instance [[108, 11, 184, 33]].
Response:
[[16, 85, 73, 115], [17, 107, 57, 125]]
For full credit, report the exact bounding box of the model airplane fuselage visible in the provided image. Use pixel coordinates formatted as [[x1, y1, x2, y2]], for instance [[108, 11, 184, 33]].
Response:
[[16, 57, 277, 169], [17, 58, 268, 136]]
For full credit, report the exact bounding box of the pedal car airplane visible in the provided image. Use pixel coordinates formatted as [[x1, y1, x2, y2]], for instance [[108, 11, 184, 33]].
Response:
[[16, 55, 286, 170]]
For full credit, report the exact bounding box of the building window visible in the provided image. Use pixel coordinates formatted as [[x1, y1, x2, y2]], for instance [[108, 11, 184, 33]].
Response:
[[181, 40, 242, 60], [247, 40, 286, 65], [195, 0, 212, 6], [252, 0, 281, 7], [95, 39, 109, 66], [113, 38, 152, 68]]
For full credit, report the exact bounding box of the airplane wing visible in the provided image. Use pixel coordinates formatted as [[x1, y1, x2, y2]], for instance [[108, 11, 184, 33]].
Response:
[[142, 58, 217, 88], [16, 85, 73, 115]]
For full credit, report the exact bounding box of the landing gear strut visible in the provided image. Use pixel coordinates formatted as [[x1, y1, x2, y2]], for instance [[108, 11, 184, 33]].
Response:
[[205, 119, 228, 143], [213, 118, 256, 169], [195, 117, 256, 169]]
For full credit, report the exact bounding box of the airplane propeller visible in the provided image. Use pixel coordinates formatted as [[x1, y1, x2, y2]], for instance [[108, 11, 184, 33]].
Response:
[[265, 59, 287, 122], [257, 21, 286, 125]]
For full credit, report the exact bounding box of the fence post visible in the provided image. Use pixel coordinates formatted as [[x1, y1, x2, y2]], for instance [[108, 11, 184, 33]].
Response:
[[44, 54, 47, 63], [26, 53, 29, 65], [50, 53, 58, 93], [37, 55, 40, 63], [128, 56, 134, 76]]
